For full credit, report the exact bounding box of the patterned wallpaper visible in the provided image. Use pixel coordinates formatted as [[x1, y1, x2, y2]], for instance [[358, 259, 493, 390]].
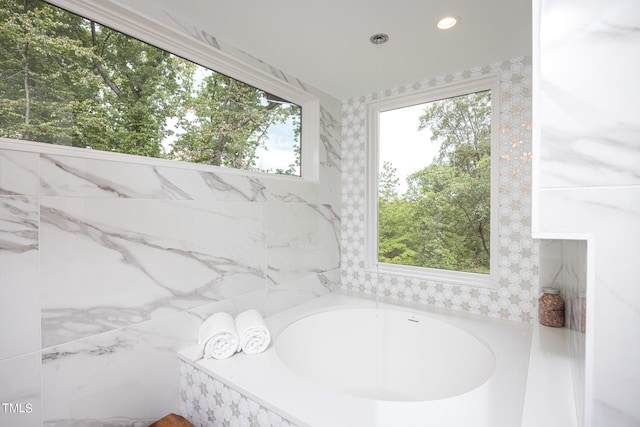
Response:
[[340, 56, 537, 322]]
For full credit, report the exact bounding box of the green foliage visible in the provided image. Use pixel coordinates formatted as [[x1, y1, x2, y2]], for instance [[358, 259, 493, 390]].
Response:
[[378, 91, 491, 274], [0, 0, 300, 173], [379, 161, 400, 201], [170, 72, 295, 169], [0, 0, 96, 143]]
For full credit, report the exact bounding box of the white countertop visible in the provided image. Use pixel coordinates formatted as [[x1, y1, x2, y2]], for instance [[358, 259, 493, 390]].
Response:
[[522, 322, 579, 427]]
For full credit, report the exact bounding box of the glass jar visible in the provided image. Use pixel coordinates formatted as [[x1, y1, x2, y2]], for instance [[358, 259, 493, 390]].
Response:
[[538, 287, 565, 327]]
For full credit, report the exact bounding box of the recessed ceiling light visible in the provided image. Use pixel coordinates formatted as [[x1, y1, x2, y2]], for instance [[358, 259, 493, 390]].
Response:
[[437, 16, 460, 30]]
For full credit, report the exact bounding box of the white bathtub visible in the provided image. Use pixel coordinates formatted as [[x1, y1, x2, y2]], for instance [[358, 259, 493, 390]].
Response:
[[276, 307, 495, 402], [179, 293, 533, 427]]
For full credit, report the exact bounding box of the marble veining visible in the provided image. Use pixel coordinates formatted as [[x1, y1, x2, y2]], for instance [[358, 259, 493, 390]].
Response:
[[39, 154, 270, 202], [197, 170, 267, 202], [39, 198, 267, 347], [40, 154, 132, 198], [539, 1, 640, 190], [166, 12, 220, 50], [267, 203, 340, 286], [320, 106, 342, 172], [0, 196, 40, 360], [0, 148, 39, 196], [0, 196, 38, 253], [41, 311, 200, 426]]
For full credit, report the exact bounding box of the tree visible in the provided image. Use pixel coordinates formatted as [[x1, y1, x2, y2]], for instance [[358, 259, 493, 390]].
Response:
[[414, 90, 491, 273], [71, 19, 183, 156], [379, 160, 400, 201], [378, 90, 491, 274], [378, 161, 417, 264], [169, 72, 297, 169], [419, 91, 491, 175], [0, 0, 98, 143], [1, 0, 299, 173]]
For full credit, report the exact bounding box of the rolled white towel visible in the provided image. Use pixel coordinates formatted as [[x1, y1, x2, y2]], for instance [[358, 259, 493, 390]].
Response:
[[196, 312, 239, 360], [235, 309, 271, 354]]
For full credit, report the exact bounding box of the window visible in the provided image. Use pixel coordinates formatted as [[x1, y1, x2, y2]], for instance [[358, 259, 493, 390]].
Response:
[[366, 76, 499, 287], [0, 0, 318, 178]]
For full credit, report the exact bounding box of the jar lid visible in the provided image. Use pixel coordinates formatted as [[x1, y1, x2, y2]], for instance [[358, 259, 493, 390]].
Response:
[[541, 287, 560, 294]]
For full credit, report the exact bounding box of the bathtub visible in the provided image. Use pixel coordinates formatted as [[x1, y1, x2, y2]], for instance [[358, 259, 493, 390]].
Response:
[[178, 292, 533, 427], [276, 307, 496, 402]]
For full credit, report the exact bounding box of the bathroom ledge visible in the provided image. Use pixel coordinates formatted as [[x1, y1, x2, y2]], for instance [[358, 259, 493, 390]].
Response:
[[521, 323, 579, 427], [179, 292, 533, 427]]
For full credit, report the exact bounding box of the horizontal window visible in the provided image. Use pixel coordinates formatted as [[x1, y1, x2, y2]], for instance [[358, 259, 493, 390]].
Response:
[[0, 0, 316, 177]]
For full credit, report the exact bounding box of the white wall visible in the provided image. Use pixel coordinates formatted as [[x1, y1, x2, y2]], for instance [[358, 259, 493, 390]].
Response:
[[0, 20, 342, 427], [534, 1, 640, 425]]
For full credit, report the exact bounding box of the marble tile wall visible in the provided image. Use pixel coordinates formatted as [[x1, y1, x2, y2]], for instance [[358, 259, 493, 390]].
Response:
[[0, 152, 42, 425], [0, 22, 341, 426], [535, 0, 640, 425], [341, 56, 538, 322]]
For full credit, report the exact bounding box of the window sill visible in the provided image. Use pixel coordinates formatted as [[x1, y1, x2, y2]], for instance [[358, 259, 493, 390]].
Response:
[[368, 262, 497, 289]]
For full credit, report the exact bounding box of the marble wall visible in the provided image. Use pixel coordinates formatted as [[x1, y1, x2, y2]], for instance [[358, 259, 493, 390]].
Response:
[[534, 0, 640, 425], [341, 56, 538, 322], [0, 21, 341, 427]]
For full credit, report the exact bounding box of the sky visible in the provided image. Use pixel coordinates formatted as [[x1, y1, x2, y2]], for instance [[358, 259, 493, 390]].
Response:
[[253, 117, 298, 174], [379, 103, 439, 194]]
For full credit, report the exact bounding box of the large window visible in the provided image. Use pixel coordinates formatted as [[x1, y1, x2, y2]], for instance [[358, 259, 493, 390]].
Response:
[[367, 76, 499, 287], [0, 0, 315, 177]]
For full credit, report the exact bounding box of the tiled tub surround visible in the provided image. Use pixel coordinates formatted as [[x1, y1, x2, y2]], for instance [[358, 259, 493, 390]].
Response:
[[341, 56, 537, 322], [0, 96, 340, 426], [179, 363, 299, 427], [178, 293, 533, 427]]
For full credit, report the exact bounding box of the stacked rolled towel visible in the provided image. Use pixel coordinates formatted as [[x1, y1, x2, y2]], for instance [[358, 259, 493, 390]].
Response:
[[196, 312, 239, 360], [235, 309, 271, 354]]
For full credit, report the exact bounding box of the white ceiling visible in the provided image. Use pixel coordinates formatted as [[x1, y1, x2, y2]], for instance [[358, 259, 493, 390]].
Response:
[[125, 0, 532, 101]]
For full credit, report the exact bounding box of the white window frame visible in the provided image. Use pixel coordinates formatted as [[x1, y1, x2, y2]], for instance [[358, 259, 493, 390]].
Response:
[[9, 0, 320, 181], [365, 75, 500, 288]]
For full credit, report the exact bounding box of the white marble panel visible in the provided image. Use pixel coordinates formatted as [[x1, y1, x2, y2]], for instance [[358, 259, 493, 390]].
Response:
[[184, 270, 339, 342], [563, 239, 587, 427], [40, 197, 266, 347], [0, 149, 39, 196], [538, 239, 564, 290], [0, 196, 40, 360], [41, 311, 200, 426], [39, 154, 268, 201], [0, 352, 42, 427], [539, 187, 640, 425], [264, 176, 320, 205], [319, 105, 342, 206], [539, 2, 640, 188], [538, 188, 640, 307], [267, 203, 340, 286]]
